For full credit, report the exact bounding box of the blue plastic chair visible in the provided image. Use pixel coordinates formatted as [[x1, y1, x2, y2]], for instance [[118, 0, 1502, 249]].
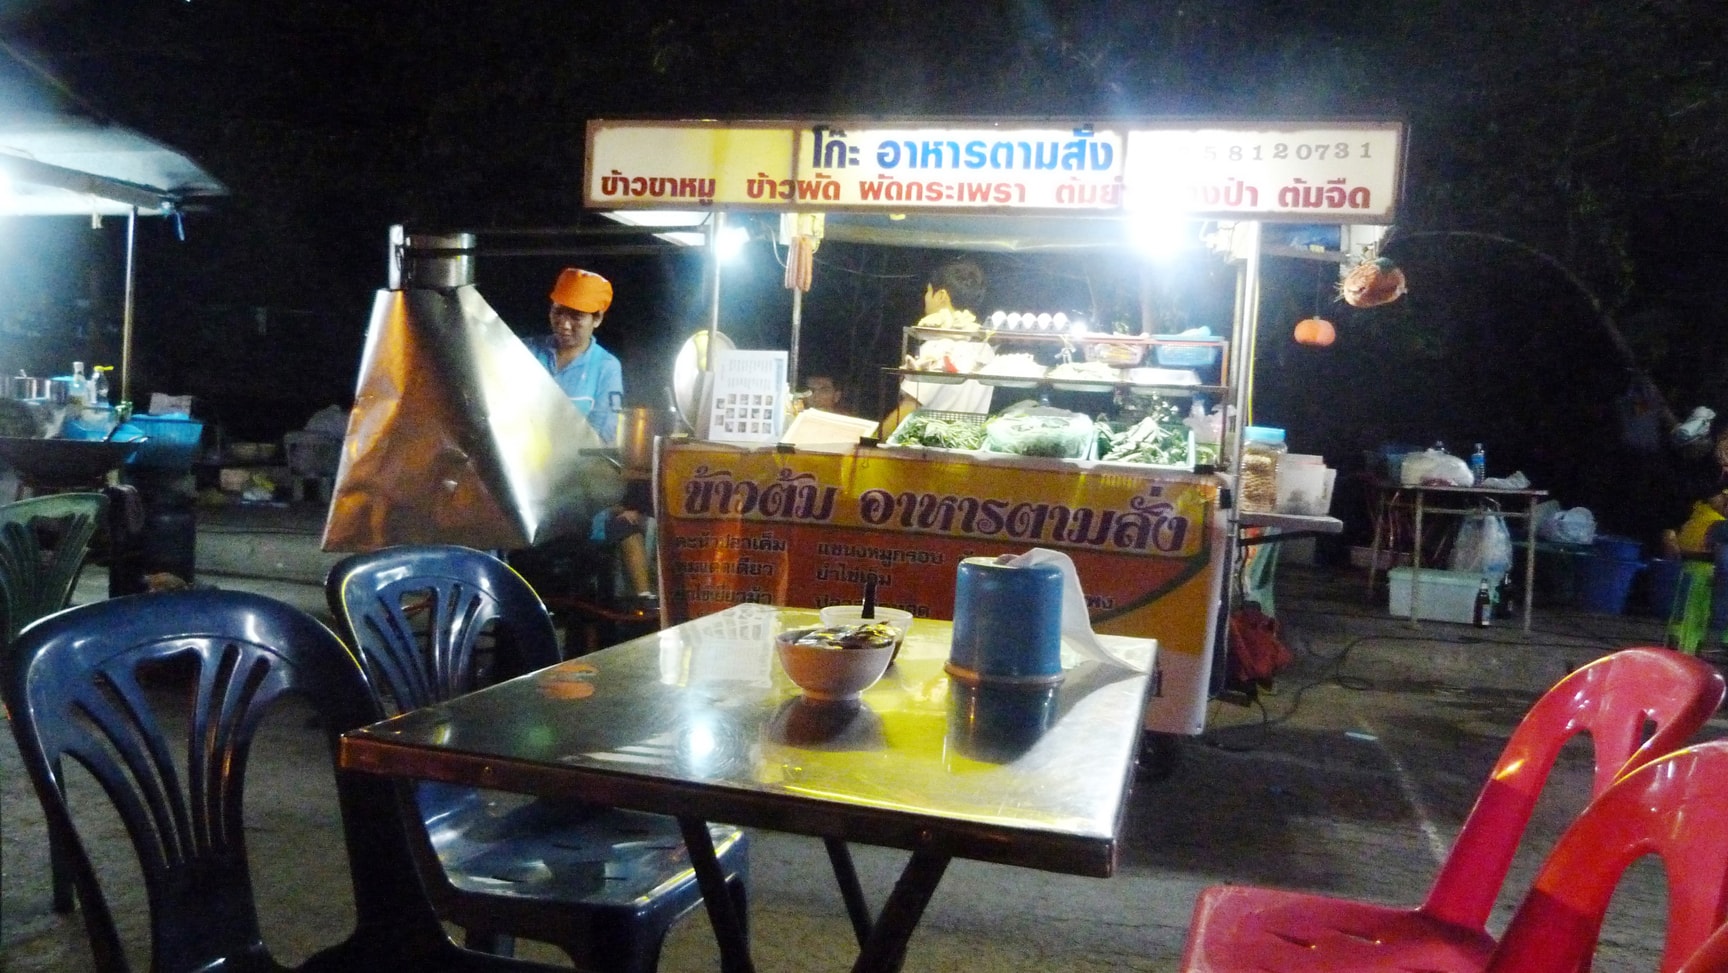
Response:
[[326, 543, 750, 973], [4, 588, 571, 972], [0, 490, 108, 918]]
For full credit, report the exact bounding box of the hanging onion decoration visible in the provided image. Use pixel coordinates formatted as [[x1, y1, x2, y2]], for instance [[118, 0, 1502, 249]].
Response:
[[1293, 317, 1336, 346], [784, 234, 816, 292], [1338, 257, 1408, 308]]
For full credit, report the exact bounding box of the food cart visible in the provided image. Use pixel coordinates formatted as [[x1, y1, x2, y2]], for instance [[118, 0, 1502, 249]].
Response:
[[592, 118, 1405, 736], [0, 46, 225, 526]]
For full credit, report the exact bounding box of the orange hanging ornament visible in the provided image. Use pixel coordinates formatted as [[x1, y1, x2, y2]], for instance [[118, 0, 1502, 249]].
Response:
[[1294, 317, 1336, 347]]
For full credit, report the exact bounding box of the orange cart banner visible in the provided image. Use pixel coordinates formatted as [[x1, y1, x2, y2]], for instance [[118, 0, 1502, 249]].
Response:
[[655, 442, 1223, 735], [656, 441, 1216, 623]]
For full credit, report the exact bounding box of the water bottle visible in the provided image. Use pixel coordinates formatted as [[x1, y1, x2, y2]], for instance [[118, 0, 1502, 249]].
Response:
[[68, 361, 87, 408], [1470, 443, 1486, 485], [91, 365, 111, 407]]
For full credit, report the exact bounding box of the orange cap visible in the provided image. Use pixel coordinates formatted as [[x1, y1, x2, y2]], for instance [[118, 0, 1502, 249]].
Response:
[[549, 268, 613, 313]]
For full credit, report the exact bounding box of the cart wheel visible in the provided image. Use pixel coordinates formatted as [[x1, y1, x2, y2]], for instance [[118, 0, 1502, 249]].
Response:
[[1137, 731, 1184, 781]]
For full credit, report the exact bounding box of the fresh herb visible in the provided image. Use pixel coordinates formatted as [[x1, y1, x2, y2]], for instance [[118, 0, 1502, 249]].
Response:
[[1100, 399, 1191, 466], [890, 413, 986, 450]]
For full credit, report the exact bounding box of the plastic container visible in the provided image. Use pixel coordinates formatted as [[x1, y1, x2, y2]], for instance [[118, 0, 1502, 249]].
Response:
[[1645, 557, 1683, 617], [1154, 341, 1222, 368], [126, 415, 206, 470], [1275, 456, 1332, 515], [61, 407, 117, 441], [1239, 426, 1286, 513], [1593, 535, 1643, 562], [1388, 567, 1488, 623], [1577, 555, 1645, 615]]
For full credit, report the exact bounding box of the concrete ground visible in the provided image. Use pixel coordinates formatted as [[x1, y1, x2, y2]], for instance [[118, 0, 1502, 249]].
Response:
[[1, 499, 1713, 971]]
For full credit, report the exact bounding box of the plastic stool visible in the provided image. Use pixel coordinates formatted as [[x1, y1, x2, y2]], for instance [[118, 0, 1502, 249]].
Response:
[[1667, 560, 1715, 654]]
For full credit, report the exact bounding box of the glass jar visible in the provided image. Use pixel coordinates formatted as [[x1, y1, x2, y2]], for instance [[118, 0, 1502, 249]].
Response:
[[1239, 426, 1287, 513]]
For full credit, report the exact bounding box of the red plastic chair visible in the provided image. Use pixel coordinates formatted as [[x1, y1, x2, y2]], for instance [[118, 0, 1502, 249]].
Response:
[[1676, 922, 1728, 973], [1483, 740, 1728, 972], [1181, 646, 1726, 973]]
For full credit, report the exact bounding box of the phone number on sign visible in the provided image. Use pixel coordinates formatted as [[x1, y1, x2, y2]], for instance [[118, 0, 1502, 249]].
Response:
[[1190, 141, 1383, 163]]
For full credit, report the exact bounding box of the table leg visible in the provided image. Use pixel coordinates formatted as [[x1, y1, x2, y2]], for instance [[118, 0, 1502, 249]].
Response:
[[825, 838, 874, 946], [1522, 494, 1537, 633], [679, 817, 756, 973], [1409, 490, 1424, 627], [852, 851, 950, 973], [1366, 486, 1387, 602]]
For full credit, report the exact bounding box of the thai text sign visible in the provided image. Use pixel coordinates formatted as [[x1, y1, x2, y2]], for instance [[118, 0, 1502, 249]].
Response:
[[655, 441, 1215, 626], [587, 118, 1404, 221]]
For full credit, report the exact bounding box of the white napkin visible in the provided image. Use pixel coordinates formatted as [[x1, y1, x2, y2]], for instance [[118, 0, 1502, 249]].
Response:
[[997, 548, 1148, 672]]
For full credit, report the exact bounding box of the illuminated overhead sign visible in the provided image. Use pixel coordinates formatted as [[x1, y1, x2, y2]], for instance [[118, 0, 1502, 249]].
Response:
[[586, 119, 1404, 222]]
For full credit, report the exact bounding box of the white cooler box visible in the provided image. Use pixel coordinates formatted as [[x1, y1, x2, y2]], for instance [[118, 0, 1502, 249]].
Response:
[[1387, 567, 1488, 623]]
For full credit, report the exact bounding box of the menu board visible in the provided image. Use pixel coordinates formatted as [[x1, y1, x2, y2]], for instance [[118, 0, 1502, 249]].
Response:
[[704, 349, 788, 444]]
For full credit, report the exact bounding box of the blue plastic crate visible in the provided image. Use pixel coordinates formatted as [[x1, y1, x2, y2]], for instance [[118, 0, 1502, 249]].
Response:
[[126, 415, 205, 470], [1154, 342, 1221, 368]]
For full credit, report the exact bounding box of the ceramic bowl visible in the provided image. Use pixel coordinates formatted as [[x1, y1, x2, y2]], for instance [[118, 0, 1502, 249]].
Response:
[[774, 626, 897, 702], [818, 606, 914, 663]]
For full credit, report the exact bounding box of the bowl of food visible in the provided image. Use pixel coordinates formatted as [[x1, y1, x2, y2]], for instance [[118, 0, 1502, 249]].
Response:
[[818, 606, 914, 664], [775, 624, 900, 702]]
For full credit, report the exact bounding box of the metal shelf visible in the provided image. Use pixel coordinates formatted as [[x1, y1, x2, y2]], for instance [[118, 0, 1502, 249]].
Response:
[[887, 368, 1226, 398]]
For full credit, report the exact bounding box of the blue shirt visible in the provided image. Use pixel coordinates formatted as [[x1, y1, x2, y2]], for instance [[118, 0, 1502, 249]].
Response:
[[528, 335, 623, 445]]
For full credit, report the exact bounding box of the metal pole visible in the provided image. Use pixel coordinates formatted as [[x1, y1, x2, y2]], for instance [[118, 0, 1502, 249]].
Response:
[[1226, 221, 1263, 478], [706, 212, 724, 358], [119, 205, 138, 415], [691, 212, 725, 438]]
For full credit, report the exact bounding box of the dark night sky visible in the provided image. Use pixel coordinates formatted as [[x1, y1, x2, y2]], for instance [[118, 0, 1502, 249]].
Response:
[[4, 0, 1728, 541]]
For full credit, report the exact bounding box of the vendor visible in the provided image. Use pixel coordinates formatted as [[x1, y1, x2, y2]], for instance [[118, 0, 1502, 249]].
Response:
[[525, 267, 656, 611], [880, 260, 993, 438], [529, 268, 623, 443]]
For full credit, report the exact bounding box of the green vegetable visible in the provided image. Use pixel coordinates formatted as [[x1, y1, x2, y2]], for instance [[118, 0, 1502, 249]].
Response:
[[1099, 400, 1192, 466], [889, 413, 986, 450]]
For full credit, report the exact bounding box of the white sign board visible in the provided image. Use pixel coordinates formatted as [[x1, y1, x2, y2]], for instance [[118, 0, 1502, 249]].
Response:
[[586, 118, 1405, 222], [704, 349, 789, 444]]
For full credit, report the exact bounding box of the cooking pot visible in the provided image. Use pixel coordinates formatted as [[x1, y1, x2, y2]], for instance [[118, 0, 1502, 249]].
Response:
[[618, 407, 664, 472], [7, 376, 52, 400]]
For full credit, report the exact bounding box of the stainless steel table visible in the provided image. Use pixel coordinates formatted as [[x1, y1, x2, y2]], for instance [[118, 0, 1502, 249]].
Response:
[[340, 604, 1156, 973], [1365, 482, 1550, 632]]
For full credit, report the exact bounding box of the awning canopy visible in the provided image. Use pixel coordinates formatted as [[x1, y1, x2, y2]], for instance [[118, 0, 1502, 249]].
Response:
[[0, 41, 226, 215]]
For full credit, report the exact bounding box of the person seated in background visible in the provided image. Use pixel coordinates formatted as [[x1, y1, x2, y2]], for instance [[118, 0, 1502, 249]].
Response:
[[1670, 486, 1728, 660], [792, 372, 852, 416], [880, 259, 993, 438], [522, 267, 656, 612]]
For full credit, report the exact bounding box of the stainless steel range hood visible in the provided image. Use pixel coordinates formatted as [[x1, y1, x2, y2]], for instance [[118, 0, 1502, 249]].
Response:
[[321, 229, 623, 552]]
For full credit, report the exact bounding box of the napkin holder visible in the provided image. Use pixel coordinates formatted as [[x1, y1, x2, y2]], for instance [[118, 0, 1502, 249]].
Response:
[[945, 557, 1065, 686]]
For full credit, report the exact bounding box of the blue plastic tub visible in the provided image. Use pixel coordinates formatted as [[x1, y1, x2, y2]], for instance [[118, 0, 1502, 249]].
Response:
[[1154, 342, 1221, 368], [1593, 535, 1643, 562], [1578, 555, 1644, 615], [126, 415, 205, 470]]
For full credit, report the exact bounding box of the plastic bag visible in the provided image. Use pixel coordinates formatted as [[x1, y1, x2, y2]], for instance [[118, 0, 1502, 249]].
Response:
[[1450, 511, 1513, 580], [1399, 448, 1473, 487], [982, 407, 1094, 459], [1537, 506, 1597, 545]]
